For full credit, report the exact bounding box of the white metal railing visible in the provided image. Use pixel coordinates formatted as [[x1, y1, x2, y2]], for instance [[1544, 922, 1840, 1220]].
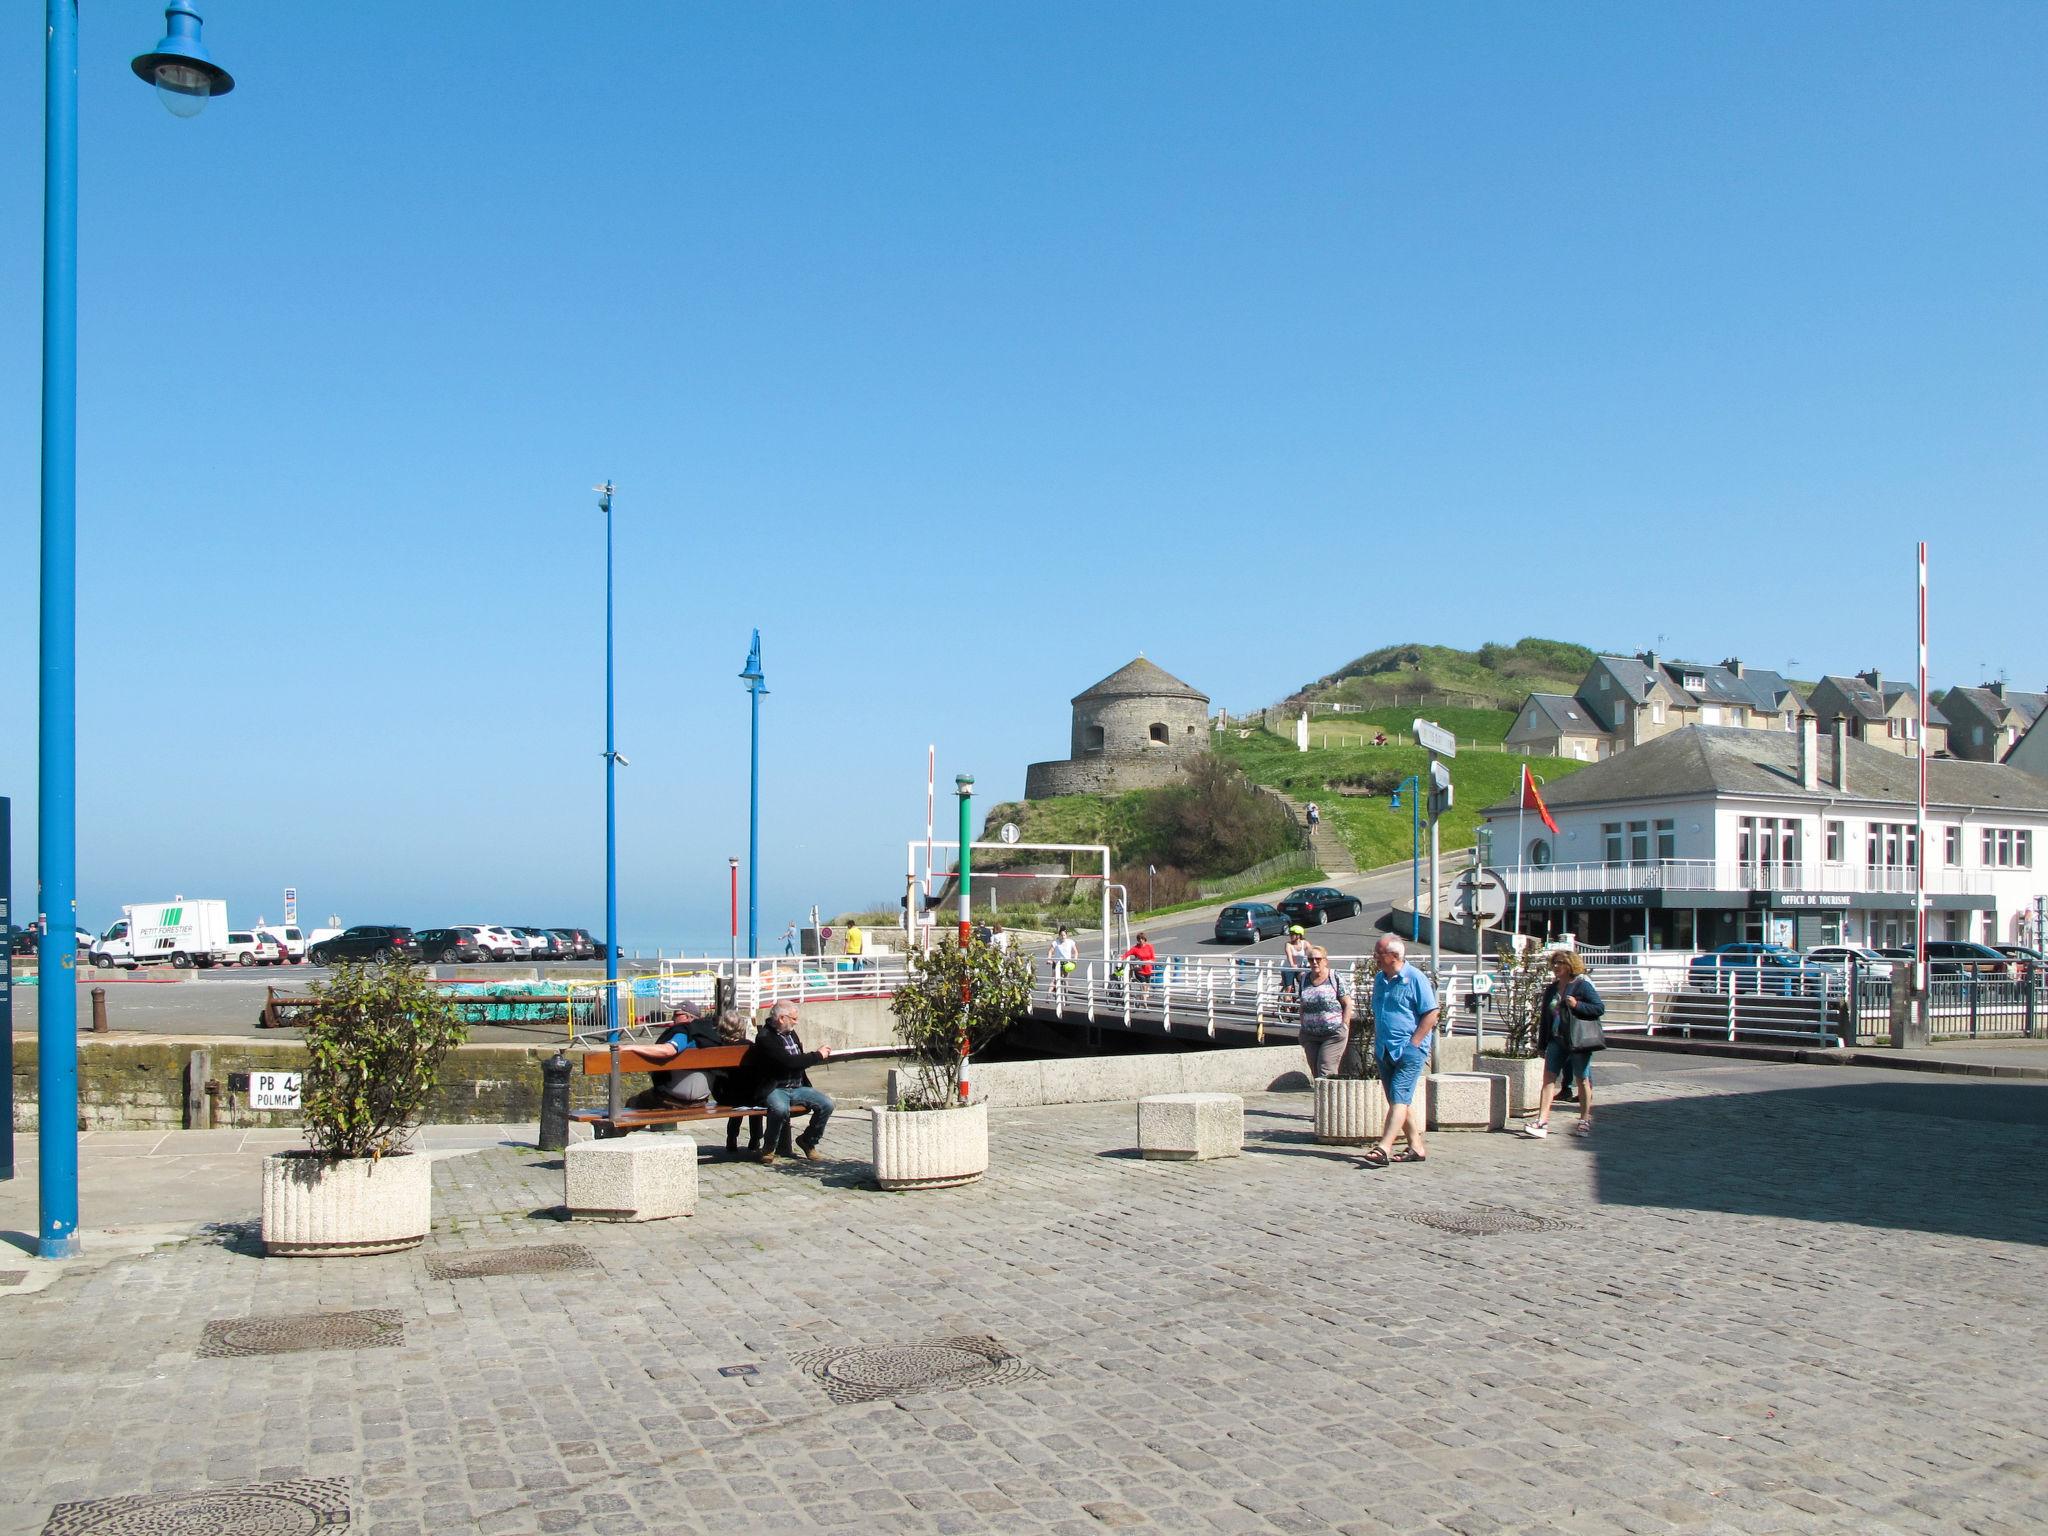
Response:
[[1506, 858, 1987, 898]]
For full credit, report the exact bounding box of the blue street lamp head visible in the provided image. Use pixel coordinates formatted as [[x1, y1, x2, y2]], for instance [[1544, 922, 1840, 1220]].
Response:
[[131, 1, 234, 119], [1389, 791, 1400, 810], [739, 629, 767, 695]]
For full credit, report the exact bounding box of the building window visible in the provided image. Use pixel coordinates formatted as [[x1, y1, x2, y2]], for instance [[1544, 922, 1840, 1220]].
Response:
[[1701, 706, 1722, 725], [1148, 722, 1169, 745], [1868, 822, 1920, 874], [1598, 674, 1609, 691], [1655, 818, 1676, 859], [1683, 673, 1706, 691], [1627, 821, 1650, 863], [1981, 828, 2034, 868], [1650, 700, 1665, 724], [1084, 725, 1105, 752], [1825, 820, 1844, 862], [1729, 707, 1746, 727], [1945, 826, 1961, 867], [1529, 839, 1552, 867], [1602, 823, 1622, 863], [1740, 816, 1802, 879], [1973, 725, 1985, 746]]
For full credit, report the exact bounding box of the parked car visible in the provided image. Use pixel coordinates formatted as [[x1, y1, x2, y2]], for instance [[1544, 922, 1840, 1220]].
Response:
[[455, 924, 519, 961], [1994, 944, 2048, 979], [1687, 942, 1833, 995], [1805, 944, 1889, 981], [1275, 886, 1363, 927], [514, 926, 563, 961], [1214, 903, 1289, 944], [221, 930, 273, 967], [306, 925, 418, 965], [256, 924, 307, 964], [1923, 940, 2014, 977], [416, 927, 486, 965], [5, 925, 36, 957], [547, 927, 593, 960], [558, 927, 604, 960]]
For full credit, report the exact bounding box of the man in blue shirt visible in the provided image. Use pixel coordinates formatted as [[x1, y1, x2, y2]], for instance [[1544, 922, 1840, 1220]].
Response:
[[1363, 934, 1437, 1166]]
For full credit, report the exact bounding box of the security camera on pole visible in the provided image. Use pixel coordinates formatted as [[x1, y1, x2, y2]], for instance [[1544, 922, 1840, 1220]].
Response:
[[1413, 718, 1457, 985]]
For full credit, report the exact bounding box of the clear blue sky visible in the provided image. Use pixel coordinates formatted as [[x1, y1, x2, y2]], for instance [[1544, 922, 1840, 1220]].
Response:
[[4, 2, 2046, 949]]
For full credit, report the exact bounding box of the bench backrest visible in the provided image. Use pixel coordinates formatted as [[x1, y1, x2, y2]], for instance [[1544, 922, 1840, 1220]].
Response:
[[580, 1043, 749, 1076]]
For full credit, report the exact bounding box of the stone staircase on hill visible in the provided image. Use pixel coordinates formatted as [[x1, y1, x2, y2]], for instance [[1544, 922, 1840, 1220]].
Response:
[[1261, 787, 1356, 876]]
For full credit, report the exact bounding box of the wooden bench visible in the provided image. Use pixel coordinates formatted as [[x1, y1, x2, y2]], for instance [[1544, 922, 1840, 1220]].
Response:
[[569, 1044, 810, 1142]]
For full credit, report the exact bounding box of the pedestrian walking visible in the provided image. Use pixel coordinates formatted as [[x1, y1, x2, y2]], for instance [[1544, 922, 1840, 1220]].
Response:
[[1522, 950, 1605, 1139], [1047, 927, 1078, 1003], [782, 922, 798, 957], [1280, 926, 1311, 998], [990, 923, 1011, 953], [1295, 947, 1352, 1079], [844, 920, 865, 971], [1306, 801, 1321, 830], [1122, 932, 1157, 988], [1359, 934, 1437, 1167]]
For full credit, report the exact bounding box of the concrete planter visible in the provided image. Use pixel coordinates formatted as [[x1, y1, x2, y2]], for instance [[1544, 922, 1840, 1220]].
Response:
[[1479, 1054, 1546, 1116], [1313, 1077, 1380, 1143], [261, 1150, 431, 1258], [872, 1102, 988, 1190]]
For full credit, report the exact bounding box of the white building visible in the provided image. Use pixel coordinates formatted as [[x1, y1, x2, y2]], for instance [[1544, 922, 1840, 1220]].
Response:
[[1481, 722, 2048, 951]]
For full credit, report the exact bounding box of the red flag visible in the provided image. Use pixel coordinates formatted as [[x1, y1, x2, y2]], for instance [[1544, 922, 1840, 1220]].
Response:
[[1521, 765, 1558, 835]]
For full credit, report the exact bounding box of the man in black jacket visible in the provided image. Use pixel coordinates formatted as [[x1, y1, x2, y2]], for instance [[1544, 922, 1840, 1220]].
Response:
[[742, 999, 834, 1163]]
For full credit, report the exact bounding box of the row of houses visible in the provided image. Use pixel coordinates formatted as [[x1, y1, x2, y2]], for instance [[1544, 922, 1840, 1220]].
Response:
[[1506, 650, 2047, 768], [1480, 720, 2048, 953]]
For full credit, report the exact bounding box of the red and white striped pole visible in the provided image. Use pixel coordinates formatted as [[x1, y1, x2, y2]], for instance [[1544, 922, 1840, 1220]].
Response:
[[1916, 541, 1929, 987], [956, 773, 974, 1103], [728, 856, 739, 968]]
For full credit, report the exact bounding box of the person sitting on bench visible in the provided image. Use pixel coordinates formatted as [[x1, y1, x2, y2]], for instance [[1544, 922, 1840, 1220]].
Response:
[[626, 1005, 722, 1114], [743, 999, 834, 1164]]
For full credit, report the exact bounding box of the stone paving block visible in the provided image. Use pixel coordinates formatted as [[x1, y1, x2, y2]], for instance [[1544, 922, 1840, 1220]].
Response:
[[1425, 1071, 1507, 1131], [1136, 1092, 1243, 1160], [562, 1136, 698, 1220]]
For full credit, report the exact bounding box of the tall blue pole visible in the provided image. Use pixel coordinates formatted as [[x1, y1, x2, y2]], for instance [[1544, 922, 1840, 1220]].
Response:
[[740, 632, 766, 959], [1392, 774, 1421, 945], [39, 0, 81, 1261], [599, 481, 620, 1120]]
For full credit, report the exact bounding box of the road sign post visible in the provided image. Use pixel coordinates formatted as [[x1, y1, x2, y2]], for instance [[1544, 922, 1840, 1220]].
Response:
[[1414, 721, 1456, 983]]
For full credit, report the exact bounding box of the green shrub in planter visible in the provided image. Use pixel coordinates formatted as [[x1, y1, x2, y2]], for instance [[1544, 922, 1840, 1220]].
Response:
[[890, 937, 1034, 1110], [302, 958, 469, 1158]]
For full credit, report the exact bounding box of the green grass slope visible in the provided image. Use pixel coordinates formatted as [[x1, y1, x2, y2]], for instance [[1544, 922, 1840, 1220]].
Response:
[[1301, 637, 1596, 708], [1306, 704, 1516, 746], [1216, 728, 1589, 871]]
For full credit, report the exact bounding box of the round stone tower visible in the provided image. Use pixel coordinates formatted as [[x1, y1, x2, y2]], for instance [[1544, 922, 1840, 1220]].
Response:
[[1024, 657, 1212, 799]]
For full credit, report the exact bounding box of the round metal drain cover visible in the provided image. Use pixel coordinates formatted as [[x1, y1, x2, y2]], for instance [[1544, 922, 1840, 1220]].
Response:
[[795, 1336, 1044, 1403], [1405, 1207, 1567, 1236], [43, 1477, 348, 1535]]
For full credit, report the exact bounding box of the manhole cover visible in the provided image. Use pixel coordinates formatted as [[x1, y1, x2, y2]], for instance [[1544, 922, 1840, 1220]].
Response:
[[1404, 1207, 1568, 1236], [793, 1336, 1045, 1404], [424, 1244, 594, 1280], [43, 1476, 349, 1534], [198, 1309, 403, 1359]]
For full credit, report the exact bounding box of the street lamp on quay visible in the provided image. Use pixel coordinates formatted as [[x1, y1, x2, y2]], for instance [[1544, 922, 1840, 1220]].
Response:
[[1388, 775, 1421, 943], [595, 481, 630, 1123], [36, 0, 236, 1261]]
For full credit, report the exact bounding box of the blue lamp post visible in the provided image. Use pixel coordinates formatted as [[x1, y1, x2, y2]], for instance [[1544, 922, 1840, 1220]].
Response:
[[739, 632, 766, 959], [37, 0, 234, 1262], [595, 481, 626, 1119], [1389, 775, 1421, 943]]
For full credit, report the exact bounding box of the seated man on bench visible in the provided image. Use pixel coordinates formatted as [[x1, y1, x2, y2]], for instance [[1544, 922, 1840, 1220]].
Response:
[[626, 1005, 724, 1116], [741, 999, 834, 1163]]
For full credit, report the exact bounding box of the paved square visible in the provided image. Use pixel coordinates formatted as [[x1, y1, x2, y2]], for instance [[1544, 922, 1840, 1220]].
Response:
[[1, 1052, 2043, 1535]]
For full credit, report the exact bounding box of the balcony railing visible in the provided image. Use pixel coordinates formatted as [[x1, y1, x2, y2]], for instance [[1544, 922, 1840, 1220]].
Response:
[[1504, 858, 1989, 897]]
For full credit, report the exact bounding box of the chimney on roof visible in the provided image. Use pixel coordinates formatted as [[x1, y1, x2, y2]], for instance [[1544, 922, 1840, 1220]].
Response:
[[1641, 649, 1660, 673], [1989, 681, 2007, 701], [1799, 713, 1818, 791], [1858, 668, 1883, 693], [1832, 718, 1850, 792], [1723, 657, 1744, 678]]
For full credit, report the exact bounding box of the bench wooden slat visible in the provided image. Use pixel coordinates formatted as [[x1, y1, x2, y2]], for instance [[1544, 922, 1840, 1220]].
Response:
[[580, 1044, 750, 1076]]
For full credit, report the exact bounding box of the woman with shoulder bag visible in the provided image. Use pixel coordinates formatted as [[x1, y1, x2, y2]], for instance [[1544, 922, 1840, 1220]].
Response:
[[1294, 947, 1352, 1079], [1522, 949, 1605, 1139]]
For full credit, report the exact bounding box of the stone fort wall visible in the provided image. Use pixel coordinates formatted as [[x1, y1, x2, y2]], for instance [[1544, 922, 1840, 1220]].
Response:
[[1070, 692, 1210, 761], [1024, 754, 1194, 799]]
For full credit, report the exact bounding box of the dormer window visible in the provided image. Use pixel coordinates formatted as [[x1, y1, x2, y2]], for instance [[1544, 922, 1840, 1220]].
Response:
[[1682, 673, 1707, 691], [1598, 675, 1609, 691]]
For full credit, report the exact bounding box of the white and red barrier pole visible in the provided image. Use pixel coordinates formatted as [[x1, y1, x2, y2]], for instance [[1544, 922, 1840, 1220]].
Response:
[[956, 773, 974, 1102]]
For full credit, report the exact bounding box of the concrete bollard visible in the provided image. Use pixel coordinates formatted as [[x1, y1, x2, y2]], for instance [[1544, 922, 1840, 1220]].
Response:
[[538, 1051, 572, 1152], [90, 986, 108, 1033]]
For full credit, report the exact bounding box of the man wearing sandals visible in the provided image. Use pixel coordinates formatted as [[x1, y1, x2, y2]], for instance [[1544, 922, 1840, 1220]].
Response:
[[1362, 935, 1437, 1167]]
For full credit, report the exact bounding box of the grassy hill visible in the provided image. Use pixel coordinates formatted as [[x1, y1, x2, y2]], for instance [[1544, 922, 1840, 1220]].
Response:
[[1215, 727, 1590, 871], [1305, 704, 1515, 748], [1292, 637, 1596, 709]]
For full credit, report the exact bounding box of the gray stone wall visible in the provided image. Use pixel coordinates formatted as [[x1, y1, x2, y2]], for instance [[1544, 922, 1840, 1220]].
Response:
[[1024, 755, 1192, 799], [1070, 692, 1208, 761]]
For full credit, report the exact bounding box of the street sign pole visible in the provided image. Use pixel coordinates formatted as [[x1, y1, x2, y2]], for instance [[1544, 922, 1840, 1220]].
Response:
[[1414, 720, 1457, 984]]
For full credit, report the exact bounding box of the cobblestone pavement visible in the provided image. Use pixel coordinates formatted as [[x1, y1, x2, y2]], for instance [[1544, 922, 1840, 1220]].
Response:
[[1, 1059, 2044, 1535]]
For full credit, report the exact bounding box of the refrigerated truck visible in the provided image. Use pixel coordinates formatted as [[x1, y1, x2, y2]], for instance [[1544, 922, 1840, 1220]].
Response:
[[91, 899, 232, 970]]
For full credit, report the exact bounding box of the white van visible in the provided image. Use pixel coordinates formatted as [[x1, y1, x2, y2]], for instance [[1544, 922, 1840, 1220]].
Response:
[[92, 899, 232, 970], [256, 924, 307, 964]]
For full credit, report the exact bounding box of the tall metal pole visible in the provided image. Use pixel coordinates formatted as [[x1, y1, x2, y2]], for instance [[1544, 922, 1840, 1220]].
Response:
[[1428, 765, 1442, 982], [955, 775, 973, 1102], [1411, 779, 1421, 943], [598, 481, 621, 1120], [740, 632, 766, 959], [39, 0, 82, 1261], [728, 857, 738, 967], [1916, 542, 1929, 983]]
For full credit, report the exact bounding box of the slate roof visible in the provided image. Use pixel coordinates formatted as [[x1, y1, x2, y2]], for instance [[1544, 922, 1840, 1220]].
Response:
[[1881, 686, 1948, 728], [1814, 673, 1948, 727], [1948, 685, 2047, 730], [1073, 657, 1209, 705], [1510, 693, 1610, 740], [1482, 725, 2048, 816], [1590, 654, 1799, 717]]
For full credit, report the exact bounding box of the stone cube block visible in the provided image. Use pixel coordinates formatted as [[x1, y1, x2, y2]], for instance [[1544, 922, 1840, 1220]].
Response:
[[1432, 1033, 1477, 1073], [1425, 1072, 1507, 1132], [1137, 1092, 1242, 1161], [564, 1136, 698, 1221]]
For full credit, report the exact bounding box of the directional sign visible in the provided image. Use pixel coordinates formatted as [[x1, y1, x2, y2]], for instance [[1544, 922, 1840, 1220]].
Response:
[[1412, 718, 1458, 757]]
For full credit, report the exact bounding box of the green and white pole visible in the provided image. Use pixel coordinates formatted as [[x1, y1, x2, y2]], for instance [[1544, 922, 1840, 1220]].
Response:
[[955, 774, 973, 1102]]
